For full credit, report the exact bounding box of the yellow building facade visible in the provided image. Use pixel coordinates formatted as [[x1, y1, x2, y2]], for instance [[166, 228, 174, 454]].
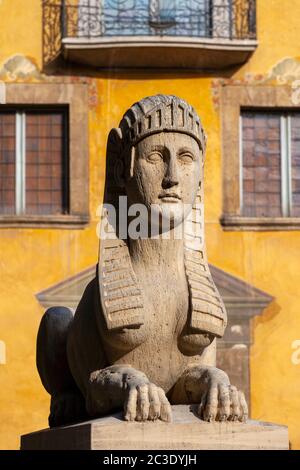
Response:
[[0, 0, 300, 449]]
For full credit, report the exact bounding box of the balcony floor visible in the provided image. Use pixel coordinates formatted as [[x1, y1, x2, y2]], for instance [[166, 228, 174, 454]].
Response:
[[61, 36, 258, 70]]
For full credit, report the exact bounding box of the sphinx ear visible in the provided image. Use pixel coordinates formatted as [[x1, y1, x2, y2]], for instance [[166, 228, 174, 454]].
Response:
[[108, 127, 123, 145]]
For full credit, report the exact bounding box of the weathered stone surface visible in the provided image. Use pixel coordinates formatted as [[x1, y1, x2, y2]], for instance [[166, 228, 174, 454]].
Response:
[[21, 405, 288, 450]]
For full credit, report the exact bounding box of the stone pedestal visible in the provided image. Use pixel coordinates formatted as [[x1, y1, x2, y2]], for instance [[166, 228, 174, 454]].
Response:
[[21, 405, 289, 450]]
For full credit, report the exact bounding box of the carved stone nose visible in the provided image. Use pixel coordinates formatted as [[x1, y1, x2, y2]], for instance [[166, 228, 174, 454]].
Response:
[[162, 176, 179, 189], [163, 158, 179, 188]]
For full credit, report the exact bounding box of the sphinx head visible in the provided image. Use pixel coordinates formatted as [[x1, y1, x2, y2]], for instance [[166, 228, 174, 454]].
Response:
[[100, 95, 227, 337], [127, 131, 202, 231], [108, 95, 206, 234]]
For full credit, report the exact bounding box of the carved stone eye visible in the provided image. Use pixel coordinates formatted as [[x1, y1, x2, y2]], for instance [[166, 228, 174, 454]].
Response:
[[178, 152, 194, 163], [147, 151, 164, 163]]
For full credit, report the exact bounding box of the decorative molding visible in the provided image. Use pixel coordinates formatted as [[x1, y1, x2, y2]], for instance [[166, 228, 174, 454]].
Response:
[[0, 215, 89, 229], [209, 264, 273, 318], [221, 216, 300, 231], [36, 266, 96, 309]]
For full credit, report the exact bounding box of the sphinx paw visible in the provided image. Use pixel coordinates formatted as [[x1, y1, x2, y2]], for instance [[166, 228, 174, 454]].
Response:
[[124, 383, 172, 423], [197, 369, 248, 423]]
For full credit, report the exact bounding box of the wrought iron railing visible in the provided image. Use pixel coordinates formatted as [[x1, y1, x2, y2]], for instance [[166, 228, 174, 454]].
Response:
[[42, 0, 257, 65]]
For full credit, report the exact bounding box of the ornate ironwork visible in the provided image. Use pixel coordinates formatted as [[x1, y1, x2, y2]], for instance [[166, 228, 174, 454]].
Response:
[[42, 0, 256, 65], [42, 0, 63, 65]]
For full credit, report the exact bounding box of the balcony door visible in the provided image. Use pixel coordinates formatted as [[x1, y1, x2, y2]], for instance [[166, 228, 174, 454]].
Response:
[[77, 0, 213, 38]]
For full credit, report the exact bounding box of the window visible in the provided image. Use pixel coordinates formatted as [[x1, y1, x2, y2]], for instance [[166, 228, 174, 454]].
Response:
[[221, 85, 300, 230], [0, 82, 89, 228], [0, 109, 68, 216], [241, 111, 300, 218]]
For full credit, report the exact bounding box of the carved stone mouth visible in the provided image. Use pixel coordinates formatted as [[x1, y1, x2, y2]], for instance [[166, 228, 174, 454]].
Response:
[[158, 192, 181, 202]]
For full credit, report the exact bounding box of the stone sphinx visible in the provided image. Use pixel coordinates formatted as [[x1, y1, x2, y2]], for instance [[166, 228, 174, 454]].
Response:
[[37, 95, 248, 427]]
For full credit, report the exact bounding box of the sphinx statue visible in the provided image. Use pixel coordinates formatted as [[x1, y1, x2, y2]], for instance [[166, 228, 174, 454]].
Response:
[[36, 95, 248, 427]]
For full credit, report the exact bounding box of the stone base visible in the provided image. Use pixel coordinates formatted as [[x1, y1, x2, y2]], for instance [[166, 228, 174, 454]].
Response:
[[21, 405, 289, 450]]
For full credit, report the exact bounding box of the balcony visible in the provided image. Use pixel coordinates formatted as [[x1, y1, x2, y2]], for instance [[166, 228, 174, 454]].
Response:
[[42, 0, 257, 70]]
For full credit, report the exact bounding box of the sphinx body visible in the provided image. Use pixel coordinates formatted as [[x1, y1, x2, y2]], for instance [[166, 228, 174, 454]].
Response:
[[37, 95, 248, 426]]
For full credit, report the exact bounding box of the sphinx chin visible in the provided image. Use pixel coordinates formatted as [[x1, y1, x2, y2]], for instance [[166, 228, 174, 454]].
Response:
[[178, 331, 215, 356], [146, 202, 192, 236]]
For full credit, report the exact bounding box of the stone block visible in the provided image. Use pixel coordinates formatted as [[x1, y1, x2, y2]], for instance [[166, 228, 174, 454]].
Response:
[[21, 405, 289, 450]]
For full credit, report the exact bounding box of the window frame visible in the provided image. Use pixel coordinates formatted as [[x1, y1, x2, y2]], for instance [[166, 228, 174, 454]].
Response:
[[0, 105, 69, 217], [220, 85, 300, 231], [0, 83, 89, 229]]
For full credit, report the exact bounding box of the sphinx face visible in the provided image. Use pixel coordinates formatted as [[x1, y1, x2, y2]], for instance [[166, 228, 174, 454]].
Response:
[[125, 132, 202, 231]]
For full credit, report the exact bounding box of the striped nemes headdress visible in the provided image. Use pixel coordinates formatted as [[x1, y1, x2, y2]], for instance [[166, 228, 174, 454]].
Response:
[[97, 95, 227, 339], [119, 94, 206, 151]]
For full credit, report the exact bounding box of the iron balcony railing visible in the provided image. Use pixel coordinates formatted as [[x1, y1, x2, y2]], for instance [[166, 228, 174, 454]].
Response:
[[42, 0, 257, 65]]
